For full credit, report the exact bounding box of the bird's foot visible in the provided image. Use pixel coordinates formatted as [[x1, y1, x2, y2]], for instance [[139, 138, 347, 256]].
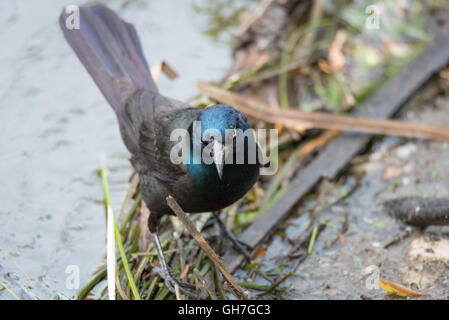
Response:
[[152, 233, 197, 299], [154, 266, 197, 299], [213, 211, 253, 262], [224, 231, 253, 262]]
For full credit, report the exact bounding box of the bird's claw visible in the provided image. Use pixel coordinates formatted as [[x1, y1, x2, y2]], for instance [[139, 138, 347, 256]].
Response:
[[213, 211, 253, 262], [236, 239, 252, 250], [155, 266, 197, 299], [229, 238, 252, 262]]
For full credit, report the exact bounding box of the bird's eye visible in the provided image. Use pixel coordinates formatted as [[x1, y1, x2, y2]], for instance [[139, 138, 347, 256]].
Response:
[[201, 138, 212, 147], [201, 136, 215, 147]]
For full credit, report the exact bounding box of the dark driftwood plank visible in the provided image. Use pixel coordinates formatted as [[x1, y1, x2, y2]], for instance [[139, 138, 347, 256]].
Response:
[[223, 15, 449, 273], [384, 197, 449, 227]]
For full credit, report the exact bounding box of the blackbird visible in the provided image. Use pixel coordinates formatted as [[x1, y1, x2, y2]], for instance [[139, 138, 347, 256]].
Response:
[[59, 4, 261, 296]]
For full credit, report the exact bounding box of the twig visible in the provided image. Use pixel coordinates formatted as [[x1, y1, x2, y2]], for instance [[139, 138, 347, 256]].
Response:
[[180, 264, 190, 281], [193, 269, 217, 300], [197, 82, 449, 141], [257, 272, 293, 297], [166, 196, 248, 300], [174, 284, 182, 300], [139, 201, 150, 252], [115, 273, 128, 300]]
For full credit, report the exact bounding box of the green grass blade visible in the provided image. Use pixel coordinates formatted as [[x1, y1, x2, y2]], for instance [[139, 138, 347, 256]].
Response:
[[100, 153, 141, 300], [0, 277, 20, 300]]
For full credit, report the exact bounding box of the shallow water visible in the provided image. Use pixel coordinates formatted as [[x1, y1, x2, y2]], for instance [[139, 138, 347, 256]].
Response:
[[0, 0, 249, 299]]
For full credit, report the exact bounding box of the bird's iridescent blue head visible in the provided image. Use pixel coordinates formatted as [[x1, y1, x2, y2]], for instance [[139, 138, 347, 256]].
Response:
[[189, 104, 252, 174], [186, 104, 260, 197], [198, 104, 251, 137]]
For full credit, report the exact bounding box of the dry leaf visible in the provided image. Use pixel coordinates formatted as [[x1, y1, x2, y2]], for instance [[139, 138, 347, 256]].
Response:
[[180, 264, 190, 281], [383, 166, 403, 180], [318, 59, 331, 74], [328, 29, 347, 70], [251, 244, 267, 259], [378, 279, 429, 297], [150, 61, 178, 86], [383, 38, 411, 58], [339, 234, 346, 246]]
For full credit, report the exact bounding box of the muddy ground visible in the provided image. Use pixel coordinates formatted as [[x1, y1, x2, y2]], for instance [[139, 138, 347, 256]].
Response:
[[233, 76, 449, 299]]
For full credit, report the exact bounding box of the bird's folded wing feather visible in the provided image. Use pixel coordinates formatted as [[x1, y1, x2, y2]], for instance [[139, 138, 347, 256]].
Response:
[[125, 90, 196, 182]]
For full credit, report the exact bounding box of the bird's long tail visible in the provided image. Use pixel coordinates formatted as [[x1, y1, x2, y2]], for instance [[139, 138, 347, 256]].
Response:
[[59, 4, 158, 114]]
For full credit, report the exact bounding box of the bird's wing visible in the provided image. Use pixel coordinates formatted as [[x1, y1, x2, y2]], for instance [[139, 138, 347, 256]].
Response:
[[125, 90, 199, 182], [59, 4, 198, 182]]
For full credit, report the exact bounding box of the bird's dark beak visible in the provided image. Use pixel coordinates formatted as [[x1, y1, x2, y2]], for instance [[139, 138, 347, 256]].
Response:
[[213, 140, 226, 180]]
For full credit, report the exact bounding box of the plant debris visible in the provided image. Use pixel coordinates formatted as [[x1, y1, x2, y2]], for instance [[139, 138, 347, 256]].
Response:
[[378, 279, 429, 298], [384, 197, 449, 227]]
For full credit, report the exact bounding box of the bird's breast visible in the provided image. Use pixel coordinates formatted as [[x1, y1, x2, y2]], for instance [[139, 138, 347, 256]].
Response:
[[184, 162, 259, 211]]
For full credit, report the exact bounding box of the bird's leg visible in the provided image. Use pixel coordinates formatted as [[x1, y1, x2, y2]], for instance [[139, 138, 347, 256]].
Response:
[[152, 233, 197, 298], [212, 211, 252, 262]]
